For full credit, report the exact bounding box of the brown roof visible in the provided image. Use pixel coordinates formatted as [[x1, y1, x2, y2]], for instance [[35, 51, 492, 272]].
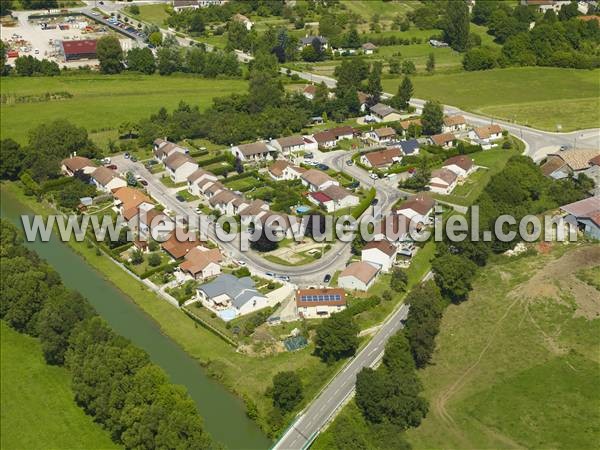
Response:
[[444, 155, 473, 171], [329, 126, 355, 138], [362, 42, 377, 50], [303, 85, 317, 95], [269, 160, 291, 177], [209, 189, 238, 207], [560, 196, 600, 226], [276, 135, 305, 149], [91, 166, 119, 185], [154, 141, 185, 158], [239, 199, 269, 217], [474, 124, 503, 139], [548, 149, 600, 171], [165, 152, 196, 170], [188, 168, 215, 183], [237, 142, 270, 156], [443, 115, 466, 127], [312, 130, 337, 144], [363, 240, 396, 257], [578, 15, 600, 22], [377, 213, 412, 239], [321, 185, 355, 201], [139, 208, 170, 227], [205, 181, 225, 195], [296, 288, 346, 307], [180, 247, 222, 275], [232, 13, 251, 23], [363, 147, 402, 168], [339, 261, 379, 285], [430, 133, 455, 146], [399, 118, 421, 130], [373, 127, 396, 138], [61, 156, 95, 172], [540, 156, 566, 176], [430, 168, 458, 186], [161, 230, 201, 259], [301, 169, 336, 188], [357, 91, 369, 105], [113, 187, 152, 210], [397, 193, 435, 216], [590, 155, 600, 166]]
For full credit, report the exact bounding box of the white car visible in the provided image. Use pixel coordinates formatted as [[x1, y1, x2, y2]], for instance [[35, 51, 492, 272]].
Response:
[[236, 259, 247, 266], [370, 173, 379, 180]]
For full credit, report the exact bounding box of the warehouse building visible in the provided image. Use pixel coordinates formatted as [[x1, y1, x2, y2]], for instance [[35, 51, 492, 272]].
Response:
[[60, 39, 98, 61]]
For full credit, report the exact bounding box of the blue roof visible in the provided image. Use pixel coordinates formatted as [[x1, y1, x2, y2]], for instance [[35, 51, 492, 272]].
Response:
[[399, 139, 420, 155], [197, 274, 264, 310]]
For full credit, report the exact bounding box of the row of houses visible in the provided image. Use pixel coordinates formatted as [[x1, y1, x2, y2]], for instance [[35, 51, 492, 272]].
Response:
[[540, 149, 600, 194], [428, 155, 476, 195], [429, 115, 504, 150], [61, 156, 128, 192]]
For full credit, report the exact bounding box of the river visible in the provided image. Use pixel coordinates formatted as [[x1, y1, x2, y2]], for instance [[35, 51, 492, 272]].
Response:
[[0, 188, 271, 450]]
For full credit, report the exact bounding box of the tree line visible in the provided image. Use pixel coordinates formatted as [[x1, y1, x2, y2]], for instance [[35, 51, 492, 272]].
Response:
[[0, 219, 213, 449]]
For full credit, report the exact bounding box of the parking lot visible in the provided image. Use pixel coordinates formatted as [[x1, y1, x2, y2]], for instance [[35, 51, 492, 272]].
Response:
[[0, 10, 138, 67]]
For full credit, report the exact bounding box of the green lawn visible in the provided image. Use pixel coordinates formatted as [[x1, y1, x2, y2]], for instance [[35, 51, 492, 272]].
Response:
[[126, 3, 170, 27], [316, 243, 600, 449], [1, 322, 118, 450], [0, 74, 247, 145], [383, 67, 600, 131], [340, 0, 418, 20], [223, 175, 263, 192]]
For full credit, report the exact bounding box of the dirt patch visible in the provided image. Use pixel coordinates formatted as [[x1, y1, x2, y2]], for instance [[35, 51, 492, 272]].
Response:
[[512, 245, 600, 319]]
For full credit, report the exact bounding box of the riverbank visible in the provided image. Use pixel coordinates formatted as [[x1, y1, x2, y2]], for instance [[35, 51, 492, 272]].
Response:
[[0, 182, 345, 438]]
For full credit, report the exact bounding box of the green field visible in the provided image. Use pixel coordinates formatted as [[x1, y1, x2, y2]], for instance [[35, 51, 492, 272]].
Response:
[[316, 243, 600, 449], [0, 74, 247, 145], [340, 0, 418, 20], [0, 322, 118, 450], [126, 3, 170, 27], [383, 67, 600, 131]]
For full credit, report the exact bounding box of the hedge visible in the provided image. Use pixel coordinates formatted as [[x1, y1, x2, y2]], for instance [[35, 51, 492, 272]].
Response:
[[352, 187, 376, 219], [211, 164, 234, 176], [222, 170, 259, 183], [189, 149, 209, 158], [197, 154, 227, 167], [140, 261, 180, 279]]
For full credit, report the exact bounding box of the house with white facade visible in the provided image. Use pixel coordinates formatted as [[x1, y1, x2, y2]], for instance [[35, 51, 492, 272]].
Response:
[[179, 247, 223, 280], [442, 115, 467, 133], [361, 240, 398, 273], [231, 142, 275, 162], [337, 261, 380, 291], [395, 193, 435, 224], [90, 167, 127, 193], [295, 288, 346, 319], [209, 189, 244, 216], [469, 124, 503, 144], [187, 168, 218, 197], [164, 152, 198, 184], [153, 138, 187, 162], [429, 132, 457, 149], [369, 103, 402, 122], [428, 168, 458, 194], [366, 126, 397, 144], [232, 13, 253, 30], [361, 147, 402, 169], [271, 135, 306, 155], [443, 155, 475, 179], [61, 156, 97, 176], [301, 169, 339, 192], [137, 205, 175, 241], [196, 274, 268, 320]]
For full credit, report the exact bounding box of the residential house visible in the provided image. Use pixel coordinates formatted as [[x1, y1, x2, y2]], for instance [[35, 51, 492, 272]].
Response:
[[161, 229, 202, 259], [209, 189, 243, 216], [231, 196, 251, 215], [469, 124, 503, 144], [179, 247, 223, 280], [361, 240, 397, 272], [295, 288, 346, 319], [399, 118, 422, 137], [231, 142, 275, 162], [302, 135, 319, 152], [540, 149, 600, 186], [113, 187, 153, 219], [374, 213, 418, 256], [442, 115, 467, 133], [269, 160, 307, 181], [164, 152, 198, 184], [309, 185, 358, 213], [196, 274, 268, 319], [204, 181, 225, 200], [90, 167, 127, 193], [271, 135, 306, 155], [443, 155, 475, 179], [308, 191, 335, 212], [303, 85, 317, 100], [138, 206, 175, 241], [362, 42, 377, 55], [367, 126, 397, 144], [61, 156, 97, 176], [239, 199, 270, 222], [429, 132, 456, 149], [369, 103, 402, 122], [172, 0, 224, 11], [312, 130, 337, 149], [560, 196, 600, 239], [361, 147, 402, 169], [329, 126, 355, 141], [397, 138, 420, 155], [357, 91, 370, 112], [232, 13, 253, 30], [187, 168, 218, 197], [299, 35, 329, 49], [337, 261, 380, 291], [395, 193, 435, 223], [153, 138, 187, 162], [283, 164, 307, 181], [428, 168, 458, 194], [301, 169, 339, 192]]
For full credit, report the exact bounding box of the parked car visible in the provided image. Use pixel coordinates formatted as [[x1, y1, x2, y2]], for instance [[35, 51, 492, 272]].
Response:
[[346, 160, 354, 166], [175, 195, 185, 202], [370, 173, 379, 179], [371, 198, 379, 206], [102, 157, 111, 164], [139, 180, 148, 186], [323, 274, 331, 283], [276, 274, 290, 282], [124, 152, 130, 159], [130, 155, 137, 162], [236, 259, 247, 266], [107, 164, 117, 170], [265, 272, 274, 277], [349, 181, 360, 189], [304, 152, 314, 159], [316, 163, 329, 171]]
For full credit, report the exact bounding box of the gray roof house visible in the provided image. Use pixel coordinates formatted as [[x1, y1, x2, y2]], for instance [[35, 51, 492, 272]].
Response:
[[196, 274, 268, 319]]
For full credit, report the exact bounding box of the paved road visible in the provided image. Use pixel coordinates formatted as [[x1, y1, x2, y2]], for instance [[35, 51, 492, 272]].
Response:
[[274, 303, 410, 450]]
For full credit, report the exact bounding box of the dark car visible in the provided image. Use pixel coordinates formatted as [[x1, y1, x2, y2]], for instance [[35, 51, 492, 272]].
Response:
[[324, 274, 331, 283], [140, 180, 148, 186], [130, 155, 138, 162], [175, 195, 185, 202], [371, 198, 379, 206], [349, 181, 360, 189], [107, 164, 117, 170], [316, 163, 329, 171], [304, 152, 314, 159]]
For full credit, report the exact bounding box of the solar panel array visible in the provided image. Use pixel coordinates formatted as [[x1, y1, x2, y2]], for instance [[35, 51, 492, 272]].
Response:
[[300, 294, 342, 302]]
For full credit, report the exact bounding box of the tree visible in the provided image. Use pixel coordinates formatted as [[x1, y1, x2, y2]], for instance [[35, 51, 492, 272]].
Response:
[[426, 52, 435, 73], [390, 267, 408, 292], [129, 4, 140, 15], [149, 31, 163, 47], [147, 253, 161, 267], [131, 249, 144, 265], [400, 156, 431, 190], [315, 312, 359, 363], [401, 59, 416, 75], [97, 36, 123, 74], [444, 0, 470, 52], [271, 371, 303, 412], [234, 157, 244, 174], [0, 0, 13, 16], [119, 121, 138, 139], [404, 282, 444, 368], [421, 100, 444, 135], [390, 76, 413, 110], [0, 139, 24, 180], [248, 70, 284, 113], [463, 46, 499, 71], [250, 228, 279, 252], [157, 46, 182, 75], [432, 254, 477, 303], [365, 61, 383, 103], [126, 47, 155, 74]]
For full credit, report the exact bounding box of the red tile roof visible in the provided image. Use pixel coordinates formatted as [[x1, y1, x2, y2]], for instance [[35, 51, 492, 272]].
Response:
[[309, 191, 332, 203], [62, 39, 97, 55]]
